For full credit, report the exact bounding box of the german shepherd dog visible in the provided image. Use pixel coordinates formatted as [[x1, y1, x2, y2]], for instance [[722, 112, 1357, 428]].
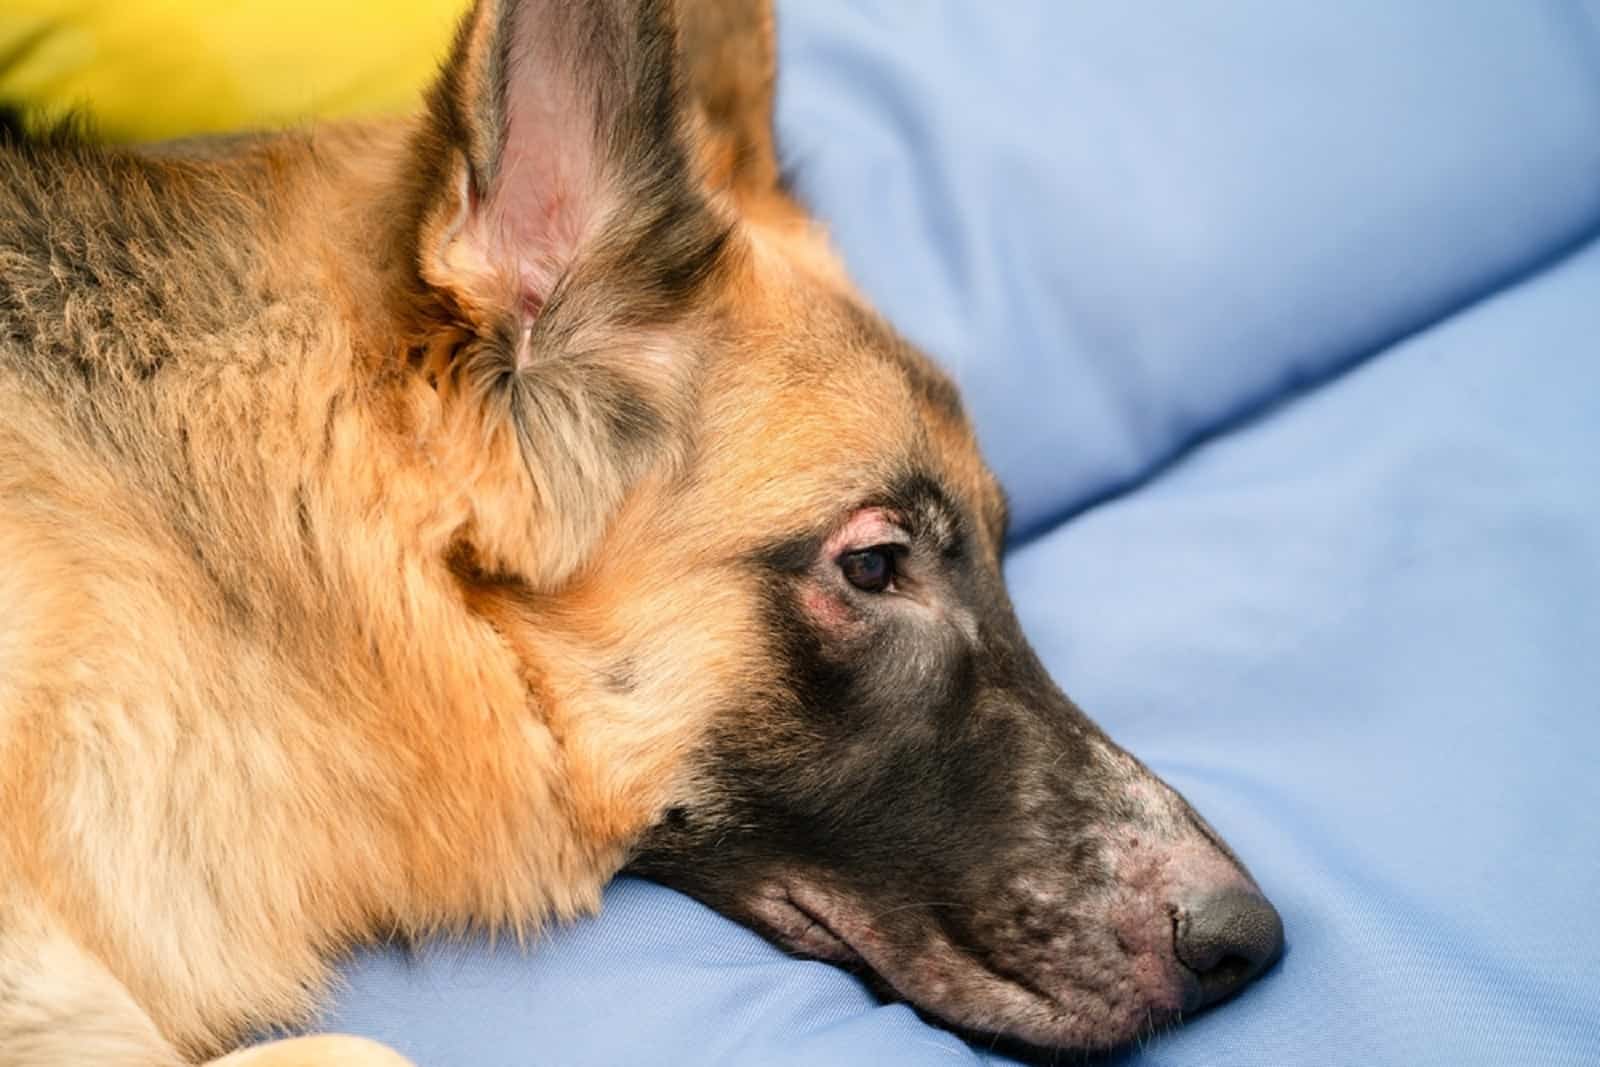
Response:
[[0, 1, 1283, 1062]]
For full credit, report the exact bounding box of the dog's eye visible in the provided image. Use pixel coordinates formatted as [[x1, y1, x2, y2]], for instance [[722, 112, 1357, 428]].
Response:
[[839, 547, 895, 593]]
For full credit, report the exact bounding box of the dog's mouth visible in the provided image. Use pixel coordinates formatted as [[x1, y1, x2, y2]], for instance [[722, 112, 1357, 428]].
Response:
[[739, 876, 1194, 1053]]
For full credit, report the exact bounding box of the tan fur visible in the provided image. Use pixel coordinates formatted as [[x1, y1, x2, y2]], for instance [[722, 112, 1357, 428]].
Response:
[[678, 0, 781, 198], [0, 1, 1005, 1063]]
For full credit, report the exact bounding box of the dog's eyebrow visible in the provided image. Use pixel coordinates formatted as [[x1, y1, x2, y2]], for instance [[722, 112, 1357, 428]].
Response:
[[881, 472, 967, 561]]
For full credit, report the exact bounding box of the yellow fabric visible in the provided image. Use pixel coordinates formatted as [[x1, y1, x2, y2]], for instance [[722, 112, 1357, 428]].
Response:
[[0, 0, 464, 142]]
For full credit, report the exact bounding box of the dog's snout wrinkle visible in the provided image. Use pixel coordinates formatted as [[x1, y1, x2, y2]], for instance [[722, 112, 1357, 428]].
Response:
[[1173, 888, 1284, 1009]]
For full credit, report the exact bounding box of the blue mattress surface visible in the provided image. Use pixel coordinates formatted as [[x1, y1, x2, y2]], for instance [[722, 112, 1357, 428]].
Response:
[[320, 2, 1600, 1063]]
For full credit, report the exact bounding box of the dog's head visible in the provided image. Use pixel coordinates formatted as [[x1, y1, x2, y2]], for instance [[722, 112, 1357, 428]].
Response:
[[405, 0, 1282, 1050]]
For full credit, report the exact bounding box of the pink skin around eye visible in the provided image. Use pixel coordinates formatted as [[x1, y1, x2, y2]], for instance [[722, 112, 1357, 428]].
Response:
[[800, 584, 858, 630], [800, 508, 904, 632], [822, 507, 903, 561]]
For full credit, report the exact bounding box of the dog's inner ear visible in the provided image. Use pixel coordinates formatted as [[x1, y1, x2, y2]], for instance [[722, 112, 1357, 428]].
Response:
[[414, 0, 728, 344]]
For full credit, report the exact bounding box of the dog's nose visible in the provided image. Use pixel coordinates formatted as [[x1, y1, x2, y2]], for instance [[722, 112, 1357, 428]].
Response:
[[1173, 887, 1284, 1008]]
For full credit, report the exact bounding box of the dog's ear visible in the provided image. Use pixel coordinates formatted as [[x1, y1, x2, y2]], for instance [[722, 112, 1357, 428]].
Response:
[[676, 0, 782, 200], [414, 0, 729, 332], [408, 0, 735, 589]]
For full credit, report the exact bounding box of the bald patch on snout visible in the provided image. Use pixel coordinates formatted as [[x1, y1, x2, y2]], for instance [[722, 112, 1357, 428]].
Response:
[[1091, 743, 1190, 838]]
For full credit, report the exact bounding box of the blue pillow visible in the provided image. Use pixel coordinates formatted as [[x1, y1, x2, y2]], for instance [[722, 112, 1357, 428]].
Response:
[[776, 0, 1600, 535]]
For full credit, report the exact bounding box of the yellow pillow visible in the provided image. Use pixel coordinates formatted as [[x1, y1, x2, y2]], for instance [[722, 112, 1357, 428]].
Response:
[[0, 0, 464, 142]]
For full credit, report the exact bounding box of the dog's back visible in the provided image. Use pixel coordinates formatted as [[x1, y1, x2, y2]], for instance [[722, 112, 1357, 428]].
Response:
[[3, 130, 285, 670]]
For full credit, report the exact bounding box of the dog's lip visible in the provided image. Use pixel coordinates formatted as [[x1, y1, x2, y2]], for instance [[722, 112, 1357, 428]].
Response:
[[748, 883, 865, 966], [749, 880, 1184, 1052]]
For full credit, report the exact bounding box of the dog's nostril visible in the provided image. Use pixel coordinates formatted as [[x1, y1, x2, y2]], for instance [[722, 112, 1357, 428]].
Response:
[[1173, 888, 1284, 1009]]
